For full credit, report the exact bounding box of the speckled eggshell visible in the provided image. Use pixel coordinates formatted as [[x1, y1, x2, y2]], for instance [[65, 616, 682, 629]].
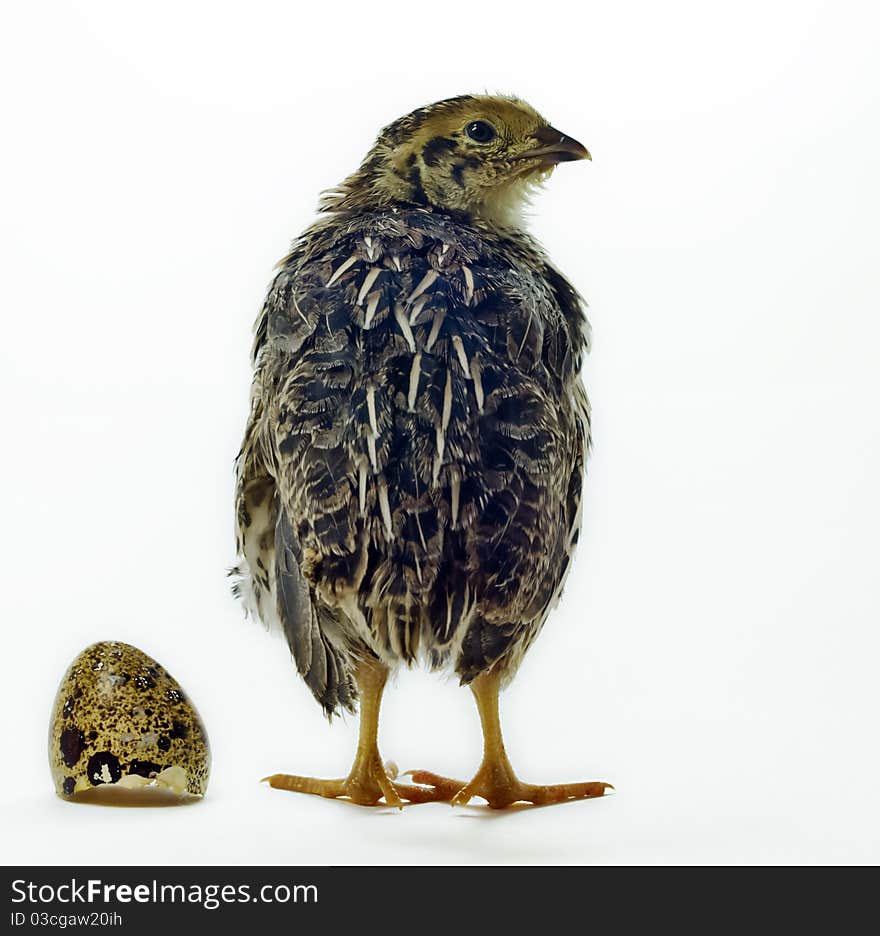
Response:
[[49, 641, 210, 799]]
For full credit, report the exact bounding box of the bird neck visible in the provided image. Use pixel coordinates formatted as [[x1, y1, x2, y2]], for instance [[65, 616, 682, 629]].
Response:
[[320, 143, 430, 215], [320, 151, 533, 232]]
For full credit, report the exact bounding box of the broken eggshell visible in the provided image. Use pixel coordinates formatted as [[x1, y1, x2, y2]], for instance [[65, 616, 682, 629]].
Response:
[[49, 641, 210, 802]]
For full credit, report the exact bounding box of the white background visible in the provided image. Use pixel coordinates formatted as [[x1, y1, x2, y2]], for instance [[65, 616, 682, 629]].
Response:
[[2, 0, 878, 866]]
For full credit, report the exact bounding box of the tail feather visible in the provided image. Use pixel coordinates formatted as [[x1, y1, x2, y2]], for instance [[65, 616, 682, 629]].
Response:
[[275, 508, 356, 716]]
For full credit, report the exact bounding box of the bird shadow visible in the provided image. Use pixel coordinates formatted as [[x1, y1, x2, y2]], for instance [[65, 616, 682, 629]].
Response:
[[265, 789, 615, 819], [408, 791, 616, 819]]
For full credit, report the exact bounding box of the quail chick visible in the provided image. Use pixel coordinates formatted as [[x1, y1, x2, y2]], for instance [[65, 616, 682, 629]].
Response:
[[233, 94, 610, 808]]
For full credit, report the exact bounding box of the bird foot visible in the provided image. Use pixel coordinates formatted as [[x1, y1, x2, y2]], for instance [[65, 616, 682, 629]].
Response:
[[264, 753, 412, 809], [403, 763, 613, 809]]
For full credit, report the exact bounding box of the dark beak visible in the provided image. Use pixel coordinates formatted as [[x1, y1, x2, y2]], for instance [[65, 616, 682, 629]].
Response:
[[515, 125, 591, 165]]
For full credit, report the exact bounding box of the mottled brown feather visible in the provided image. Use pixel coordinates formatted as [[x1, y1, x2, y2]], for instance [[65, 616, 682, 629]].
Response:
[[232, 96, 590, 716]]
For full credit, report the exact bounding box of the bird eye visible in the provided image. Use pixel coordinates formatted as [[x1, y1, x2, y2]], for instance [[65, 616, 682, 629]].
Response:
[[465, 120, 496, 144]]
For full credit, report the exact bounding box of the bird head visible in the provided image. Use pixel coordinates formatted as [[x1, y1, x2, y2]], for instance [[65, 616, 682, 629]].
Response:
[[322, 95, 590, 228]]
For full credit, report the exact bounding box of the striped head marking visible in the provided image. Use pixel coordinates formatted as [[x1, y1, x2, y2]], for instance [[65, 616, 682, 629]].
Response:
[[323, 95, 590, 229]]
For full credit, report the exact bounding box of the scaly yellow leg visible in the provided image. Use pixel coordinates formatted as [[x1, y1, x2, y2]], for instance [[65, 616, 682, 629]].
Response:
[[405, 669, 613, 808], [263, 658, 444, 808], [264, 658, 404, 807]]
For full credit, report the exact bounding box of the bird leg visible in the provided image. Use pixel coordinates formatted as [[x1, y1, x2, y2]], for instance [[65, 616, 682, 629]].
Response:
[[404, 669, 612, 808], [264, 658, 408, 808]]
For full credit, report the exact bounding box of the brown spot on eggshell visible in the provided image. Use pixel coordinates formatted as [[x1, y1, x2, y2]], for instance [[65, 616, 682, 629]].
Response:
[[59, 728, 85, 767], [48, 641, 210, 802]]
